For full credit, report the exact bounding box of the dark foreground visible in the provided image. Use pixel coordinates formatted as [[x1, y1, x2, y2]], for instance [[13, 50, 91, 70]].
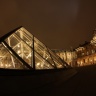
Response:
[[1, 65, 96, 96]]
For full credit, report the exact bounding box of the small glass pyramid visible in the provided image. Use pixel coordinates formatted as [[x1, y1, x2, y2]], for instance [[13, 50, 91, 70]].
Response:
[[0, 26, 68, 70]]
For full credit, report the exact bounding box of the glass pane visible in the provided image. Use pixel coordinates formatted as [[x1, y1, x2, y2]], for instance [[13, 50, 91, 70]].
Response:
[[34, 37, 46, 49], [42, 50, 55, 67], [48, 48, 64, 68], [0, 43, 26, 69], [35, 52, 54, 69], [15, 28, 33, 47], [20, 27, 33, 38], [52, 56, 63, 68], [34, 41, 45, 57], [6, 35, 19, 47], [34, 39, 55, 67], [14, 42, 33, 67], [5, 34, 33, 67]]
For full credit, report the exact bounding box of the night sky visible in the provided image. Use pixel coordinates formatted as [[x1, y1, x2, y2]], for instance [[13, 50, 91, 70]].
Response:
[[0, 0, 96, 50]]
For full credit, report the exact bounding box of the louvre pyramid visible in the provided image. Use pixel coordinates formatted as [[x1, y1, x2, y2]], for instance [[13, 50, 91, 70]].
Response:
[[0, 26, 68, 70]]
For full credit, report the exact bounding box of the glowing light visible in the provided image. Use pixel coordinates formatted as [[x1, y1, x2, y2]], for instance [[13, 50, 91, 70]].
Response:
[[90, 59, 92, 62], [94, 58, 96, 61], [37, 62, 40, 66], [41, 64, 43, 67], [5, 64, 8, 67], [17, 50, 21, 54], [17, 44, 20, 47], [8, 64, 11, 67], [58, 64, 62, 68], [0, 63, 3, 67], [46, 57, 48, 60], [81, 61, 83, 65]]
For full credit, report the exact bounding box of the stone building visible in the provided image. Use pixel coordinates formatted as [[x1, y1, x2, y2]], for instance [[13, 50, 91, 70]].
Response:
[[52, 49, 77, 66], [53, 31, 96, 67], [72, 33, 96, 67]]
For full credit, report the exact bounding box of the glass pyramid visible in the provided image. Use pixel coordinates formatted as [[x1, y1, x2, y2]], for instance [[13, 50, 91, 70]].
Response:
[[0, 26, 68, 70]]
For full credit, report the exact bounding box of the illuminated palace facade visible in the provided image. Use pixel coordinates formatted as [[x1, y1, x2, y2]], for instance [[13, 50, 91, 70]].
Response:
[[53, 32, 96, 67], [52, 49, 77, 66]]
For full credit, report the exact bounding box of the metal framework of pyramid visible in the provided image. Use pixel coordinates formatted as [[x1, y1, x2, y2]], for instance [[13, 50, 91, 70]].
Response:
[[0, 26, 68, 70]]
